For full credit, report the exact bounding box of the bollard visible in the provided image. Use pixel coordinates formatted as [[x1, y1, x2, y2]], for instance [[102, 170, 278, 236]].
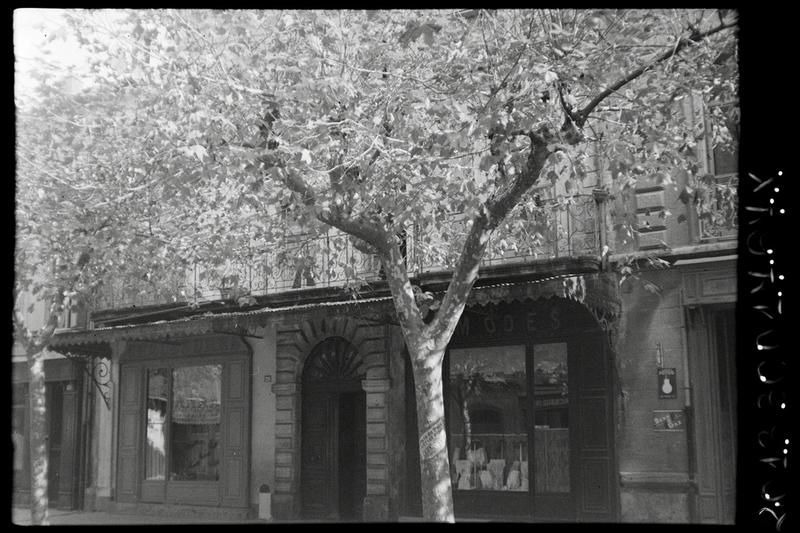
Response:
[[258, 484, 272, 521]]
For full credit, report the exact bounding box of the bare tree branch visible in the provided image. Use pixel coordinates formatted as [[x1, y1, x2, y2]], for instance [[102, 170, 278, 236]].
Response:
[[281, 167, 390, 254], [574, 18, 737, 127]]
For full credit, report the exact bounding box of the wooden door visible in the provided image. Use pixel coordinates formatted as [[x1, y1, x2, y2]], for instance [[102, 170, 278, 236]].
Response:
[[574, 333, 618, 522], [58, 380, 81, 509], [714, 308, 736, 524], [46, 383, 64, 505], [688, 304, 737, 523], [301, 391, 336, 518], [338, 392, 366, 520]]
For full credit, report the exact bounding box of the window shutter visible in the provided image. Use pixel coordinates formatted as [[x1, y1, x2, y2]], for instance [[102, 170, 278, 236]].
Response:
[[220, 358, 250, 507], [116, 364, 142, 502]]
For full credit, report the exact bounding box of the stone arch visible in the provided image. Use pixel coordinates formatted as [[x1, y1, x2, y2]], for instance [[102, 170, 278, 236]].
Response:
[[301, 336, 365, 383], [272, 315, 392, 520], [291, 317, 363, 381]]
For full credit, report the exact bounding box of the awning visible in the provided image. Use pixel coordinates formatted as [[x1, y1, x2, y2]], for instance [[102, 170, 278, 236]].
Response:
[[49, 295, 395, 350], [469, 272, 622, 343], [51, 272, 621, 352]]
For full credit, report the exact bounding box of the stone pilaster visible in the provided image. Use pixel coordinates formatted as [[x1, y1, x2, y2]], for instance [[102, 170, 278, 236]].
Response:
[[362, 378, 391, 521], [271, 381, 301, 519]]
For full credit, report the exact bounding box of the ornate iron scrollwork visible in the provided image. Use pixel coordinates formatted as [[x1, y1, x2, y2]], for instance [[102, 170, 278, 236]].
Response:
[[85, 356, 112, 409]]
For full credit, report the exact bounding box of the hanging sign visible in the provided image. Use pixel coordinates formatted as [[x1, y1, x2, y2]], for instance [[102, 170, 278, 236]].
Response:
[[657, 367, 677, 399], [173, 399, 221, 425], [653, 410, 685, 431]]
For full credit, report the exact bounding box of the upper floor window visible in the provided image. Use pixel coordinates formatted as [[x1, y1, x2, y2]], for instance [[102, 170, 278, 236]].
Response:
[[697, 98, 738, 241]]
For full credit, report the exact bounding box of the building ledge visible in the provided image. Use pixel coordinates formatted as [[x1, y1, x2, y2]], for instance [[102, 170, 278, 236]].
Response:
[[609, 240, 737, 265], [416, 254, 602, 292], [620, 471, 694, 492]]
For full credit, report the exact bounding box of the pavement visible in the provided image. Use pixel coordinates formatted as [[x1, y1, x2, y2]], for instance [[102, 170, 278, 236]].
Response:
[[10, 507, 274, 526]]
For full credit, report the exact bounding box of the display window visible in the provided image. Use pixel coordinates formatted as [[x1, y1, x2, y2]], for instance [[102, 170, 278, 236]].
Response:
[[409, 299, 617, 520], [447, 345, 528, 493], [143, 365, 222, 483]]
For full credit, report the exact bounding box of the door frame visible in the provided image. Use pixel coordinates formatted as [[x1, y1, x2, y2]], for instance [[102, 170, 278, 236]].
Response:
[[685, 303, 736, 523]]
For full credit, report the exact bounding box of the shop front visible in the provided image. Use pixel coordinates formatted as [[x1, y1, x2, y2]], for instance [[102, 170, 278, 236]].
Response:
[[405, 276, 621, 521], [12, 357, 86, 510], [115, 334, 251, 512]]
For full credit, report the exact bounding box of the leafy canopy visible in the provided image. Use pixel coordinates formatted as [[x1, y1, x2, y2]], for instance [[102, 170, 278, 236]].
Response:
[[15, 9, 738, 307]]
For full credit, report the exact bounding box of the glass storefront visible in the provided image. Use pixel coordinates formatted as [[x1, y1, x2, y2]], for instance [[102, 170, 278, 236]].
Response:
[[448, 345, 528, 493], [145, 368, 168, 481], [446, 342, 572, 496], [532, 342, 569, 494], [143, 365, 222, 483], [421, 298, 617, 521], [118, 342, 250, 509], [170, 365, 221, 481]]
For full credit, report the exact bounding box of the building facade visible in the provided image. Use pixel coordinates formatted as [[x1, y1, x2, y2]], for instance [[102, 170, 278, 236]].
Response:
[[36, 94, 737, 523], [12, 292, 92, 511]]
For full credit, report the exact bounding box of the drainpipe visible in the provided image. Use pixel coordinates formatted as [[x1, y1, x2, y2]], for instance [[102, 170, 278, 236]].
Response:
[[682, 303, 699, 522]]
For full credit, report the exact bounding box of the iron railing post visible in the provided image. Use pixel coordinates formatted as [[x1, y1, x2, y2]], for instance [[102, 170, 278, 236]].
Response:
[[593, 188, 610, 267]]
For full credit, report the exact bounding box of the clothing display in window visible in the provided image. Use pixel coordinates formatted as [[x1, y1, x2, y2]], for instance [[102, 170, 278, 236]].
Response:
[[488, 459, 506, 490], [506, 460, 521, 490], [456, 460, 474, 490]]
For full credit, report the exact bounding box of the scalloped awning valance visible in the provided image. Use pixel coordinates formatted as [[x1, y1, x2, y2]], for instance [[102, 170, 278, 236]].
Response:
[[469, 272, 622, 344], [50, 272, 621, 353]]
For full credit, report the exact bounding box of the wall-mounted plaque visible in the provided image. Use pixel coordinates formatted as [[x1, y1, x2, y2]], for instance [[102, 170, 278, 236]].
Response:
[[653, 409, 685, 431], [657, 367, 677, 399]]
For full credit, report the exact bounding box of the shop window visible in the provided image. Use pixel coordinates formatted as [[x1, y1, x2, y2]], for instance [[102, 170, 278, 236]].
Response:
[[447, 345, 528, 492], [695, 97, 739, 241], [145, 368, 169, 481], [533, 343, 570, 493], [13, 384, 29, 490], [142, 364, 222, 483], [170, 365, 222, 481]]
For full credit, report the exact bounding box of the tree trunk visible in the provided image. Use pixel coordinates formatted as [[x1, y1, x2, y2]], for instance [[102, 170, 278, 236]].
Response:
[[27, 347, 49, 525], [460, 394, 472, 454], [409, 347, 455, 522]]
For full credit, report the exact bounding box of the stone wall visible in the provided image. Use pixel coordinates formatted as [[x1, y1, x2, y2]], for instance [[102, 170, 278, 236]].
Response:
[[616, 268, 691, 522], [616, 260, 736, 523]]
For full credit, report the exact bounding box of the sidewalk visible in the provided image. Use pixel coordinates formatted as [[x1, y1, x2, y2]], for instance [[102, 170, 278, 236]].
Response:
[[11, 507, 272, 526]]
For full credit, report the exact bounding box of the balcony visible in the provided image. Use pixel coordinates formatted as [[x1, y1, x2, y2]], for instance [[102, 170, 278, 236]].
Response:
[[90, 193, 603, 312], [414, 193, 599, 274]]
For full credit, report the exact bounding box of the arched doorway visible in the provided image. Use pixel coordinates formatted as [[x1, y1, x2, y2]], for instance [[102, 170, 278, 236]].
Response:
[[300, 337, 367, 520]]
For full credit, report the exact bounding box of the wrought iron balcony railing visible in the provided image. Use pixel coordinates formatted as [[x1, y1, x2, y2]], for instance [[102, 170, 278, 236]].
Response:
[[90, 194, 602, 312], [698, 173, 738, 242]]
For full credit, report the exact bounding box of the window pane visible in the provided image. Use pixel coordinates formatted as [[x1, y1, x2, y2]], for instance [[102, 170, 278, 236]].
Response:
[[170, 365, 222, 481], [145, 368, 169, 481], [448, 345, 528, 492], [533, 343, 569, 493], [713, 146, 737, 175], [12, 384, 29, 489]]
